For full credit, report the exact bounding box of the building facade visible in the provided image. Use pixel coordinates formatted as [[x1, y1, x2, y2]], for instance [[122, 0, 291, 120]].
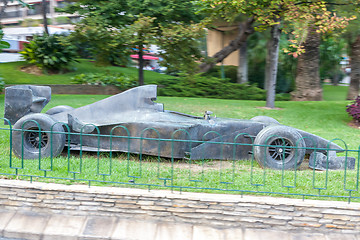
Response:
[[0, 0, 77, 27], [206, 23, 240, 67]]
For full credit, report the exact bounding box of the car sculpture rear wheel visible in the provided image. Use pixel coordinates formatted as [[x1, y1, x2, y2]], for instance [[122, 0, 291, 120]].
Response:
[[253, 125, 306, 170], [12, 113, 65, 159]]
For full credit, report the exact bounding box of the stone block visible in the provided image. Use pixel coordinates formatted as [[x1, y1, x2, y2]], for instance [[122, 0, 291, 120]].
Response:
[[79, 216, 117, 240], [239, 217, 263, 223], [325, 234, 356, 240], [289, 221, 322, 228], [244, 229, 290, 240], [223, 227, 243, 240], [271, 215, 293, 220], [324, 214, 351, 221], [262, 219, 287, 226], [141, 206, 167, 211], [42, 215, 86, 240], [80, 201, 101, 206], [168, 207, 194, 213], [0, 211, 15, 233], [290, 233, 326, 240], [3, 211, 49, 240], [273, 206, 295, 212], [155, 222, 193, 240], [193, 225, 225, 240], [111, 219, 157, 240], [322, 209, 359, 216], [37, 194, 55, 200], [93, 198, 116, 203], [137, 200, 155, 206]]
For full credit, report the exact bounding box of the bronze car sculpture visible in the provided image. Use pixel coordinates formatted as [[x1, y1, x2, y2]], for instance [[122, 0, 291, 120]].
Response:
[[4, 85, 354, 170]]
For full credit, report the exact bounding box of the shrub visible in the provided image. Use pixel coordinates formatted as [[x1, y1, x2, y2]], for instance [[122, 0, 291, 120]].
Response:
[[156, 74, 268, 100], [0, 77, 4, 93], [0, 29, 10, 50], [202, 65, 238, 83], [71, 72, 138, 91], [346, 96, 360, 122], [20, 34, 77, 72], [68, 18, 131, 66]]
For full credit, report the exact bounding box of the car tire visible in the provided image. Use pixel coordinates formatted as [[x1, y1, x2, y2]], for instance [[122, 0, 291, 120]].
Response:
[[12, 113, 65, 159], [250, 116, 280, 124], [253, 125, 306, 170], [46, 105, 74, 115]]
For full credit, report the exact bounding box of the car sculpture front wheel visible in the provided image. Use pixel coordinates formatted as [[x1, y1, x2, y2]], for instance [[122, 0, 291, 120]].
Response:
[[12, 113, 65, 159], [253, 125, 306, 170]]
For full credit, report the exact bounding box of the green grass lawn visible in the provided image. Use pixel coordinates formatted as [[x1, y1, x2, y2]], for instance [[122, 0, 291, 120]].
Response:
[[0, 59, 174, 85], [0, 60, 359, 201], [323, 85, 349, 101], [0, 93, 359, 201]]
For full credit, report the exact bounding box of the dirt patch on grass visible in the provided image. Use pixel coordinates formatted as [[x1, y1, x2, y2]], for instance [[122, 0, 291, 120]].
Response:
[[348, 120, 360, 129], [256, 107, 283, 110], [19, 65, 71, 75], [169, 160, 235, 172], [19, 65, 43, 75]]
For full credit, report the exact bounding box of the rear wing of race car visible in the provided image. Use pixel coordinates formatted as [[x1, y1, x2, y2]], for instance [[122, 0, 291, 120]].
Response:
[[4, 85, 51, 125]]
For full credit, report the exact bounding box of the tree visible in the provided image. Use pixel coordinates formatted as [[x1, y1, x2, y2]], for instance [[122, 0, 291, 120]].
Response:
[[265, 22, 281, 108], [69, 15, 131, 66], [289, 1, 357, 101], [319, 36, 346, 85], [199, 0, 356, 107], [158, 23, 205, 75], [347, 35, 360, 99], [61, 0, 203, 85], [41, 0, 49, 34], [125, 15, 157, 85], [291, 27, 322, 100], [340, 5, 360, 99], [237, 39, 248, 83], [199, 17, 254, 73], [0, 28, 9, 49]]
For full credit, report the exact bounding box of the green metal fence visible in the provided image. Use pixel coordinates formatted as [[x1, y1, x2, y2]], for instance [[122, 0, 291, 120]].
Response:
[[1, 118, 359, 202]]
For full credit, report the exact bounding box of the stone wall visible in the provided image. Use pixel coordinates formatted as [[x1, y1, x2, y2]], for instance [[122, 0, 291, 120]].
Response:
[[0, 179, 359, 239]]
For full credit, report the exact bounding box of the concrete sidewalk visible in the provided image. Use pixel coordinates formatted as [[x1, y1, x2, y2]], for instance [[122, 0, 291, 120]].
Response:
[[0, 209, 352, 240], [0, 210, 240, 240]]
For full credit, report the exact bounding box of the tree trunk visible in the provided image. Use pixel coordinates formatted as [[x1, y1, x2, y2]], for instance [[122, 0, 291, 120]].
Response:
[[333, 73, 339, 86], [138, 44, 144, 86], [291, 27, 322, 101], [264, 39, 270, 91], [42, 0, 49, 35], [265, 23, 281, 108], [347, 36, 360, 100], [237, 41, 248, 84], [199, 17, 254, 73]]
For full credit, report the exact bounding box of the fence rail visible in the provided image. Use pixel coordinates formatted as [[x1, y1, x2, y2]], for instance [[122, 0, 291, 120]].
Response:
[[1, 117, 359, 202]]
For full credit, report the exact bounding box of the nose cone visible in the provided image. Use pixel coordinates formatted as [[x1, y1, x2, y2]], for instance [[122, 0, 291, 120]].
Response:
[[297, 130, 344, 153]]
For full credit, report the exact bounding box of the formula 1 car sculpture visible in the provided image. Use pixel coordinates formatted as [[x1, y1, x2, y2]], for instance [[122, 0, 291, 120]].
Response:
[[4, 85, 355, 170]]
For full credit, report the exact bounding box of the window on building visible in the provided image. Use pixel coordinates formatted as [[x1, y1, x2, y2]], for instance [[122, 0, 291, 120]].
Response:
[[27, 2, 50, 16]]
